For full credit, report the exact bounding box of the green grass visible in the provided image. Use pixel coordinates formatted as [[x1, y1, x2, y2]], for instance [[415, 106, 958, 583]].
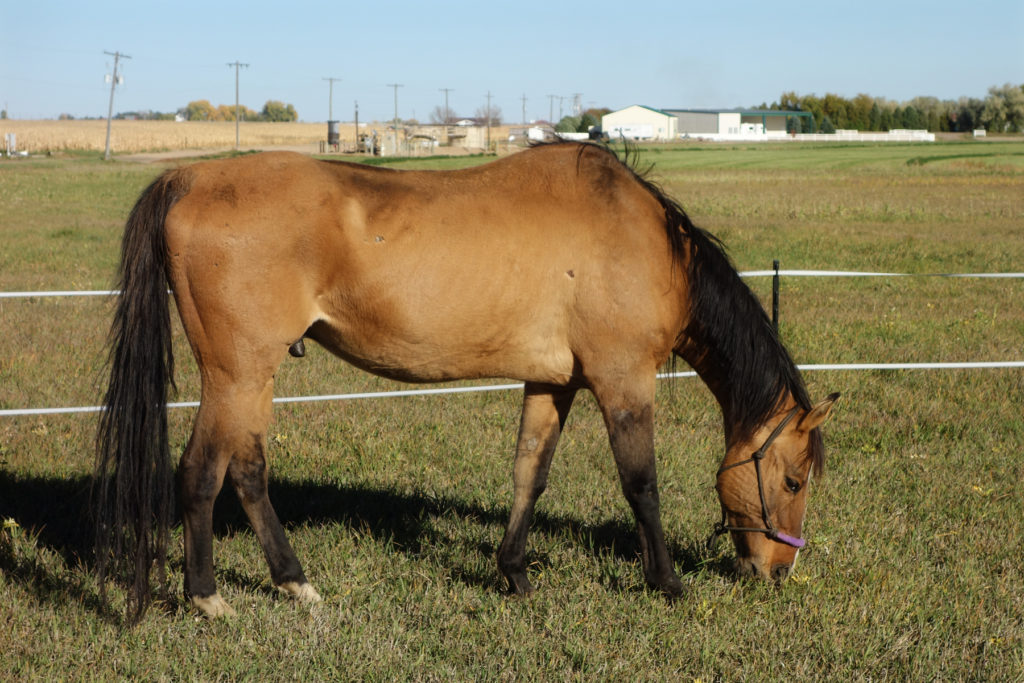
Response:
[[2, 141, 1023, 679]]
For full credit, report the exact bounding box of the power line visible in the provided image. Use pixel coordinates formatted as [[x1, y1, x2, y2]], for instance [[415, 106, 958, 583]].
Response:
[[103, 51, 130, 161]]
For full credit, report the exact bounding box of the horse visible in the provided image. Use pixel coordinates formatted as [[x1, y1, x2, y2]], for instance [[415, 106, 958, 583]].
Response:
[[93, 141, 838, 622]]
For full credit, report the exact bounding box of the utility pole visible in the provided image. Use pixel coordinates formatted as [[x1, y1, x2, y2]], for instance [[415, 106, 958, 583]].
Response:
[[439, 87, 454, 124], [547, 94, 557, 125], [485, 91, 493, 151], [103, 50, 130, 160], [227, 61, 249, 149], [387, 83, 403, 155], [323, 77, 341, 120], [520, 93, 527, 125]]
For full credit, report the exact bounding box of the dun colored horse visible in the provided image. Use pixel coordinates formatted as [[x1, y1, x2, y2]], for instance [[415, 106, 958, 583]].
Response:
[[94, 142, 838, 622]]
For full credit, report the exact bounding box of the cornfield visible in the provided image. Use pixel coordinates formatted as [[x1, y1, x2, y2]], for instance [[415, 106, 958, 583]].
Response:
[[0, 120, 356, 154]]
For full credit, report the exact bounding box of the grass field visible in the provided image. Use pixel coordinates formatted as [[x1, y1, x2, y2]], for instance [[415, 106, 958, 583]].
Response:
[[1, 141, 1023, 679]]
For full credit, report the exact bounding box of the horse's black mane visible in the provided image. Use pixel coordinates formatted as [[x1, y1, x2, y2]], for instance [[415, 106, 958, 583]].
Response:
[[542, 140, 822, 471]]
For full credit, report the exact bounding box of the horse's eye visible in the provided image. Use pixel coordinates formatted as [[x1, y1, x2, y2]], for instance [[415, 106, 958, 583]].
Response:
[[784, 476, 802, 494]]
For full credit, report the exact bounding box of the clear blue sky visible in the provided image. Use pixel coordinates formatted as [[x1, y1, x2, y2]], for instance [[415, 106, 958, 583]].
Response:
[[2, 0, 1021, 122]]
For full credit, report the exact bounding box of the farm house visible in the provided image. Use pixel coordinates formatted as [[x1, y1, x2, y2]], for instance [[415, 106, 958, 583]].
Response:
[[600, 105, 678, 141]]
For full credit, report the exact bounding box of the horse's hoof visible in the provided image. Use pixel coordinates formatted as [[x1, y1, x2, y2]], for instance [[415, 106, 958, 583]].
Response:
[[191, 593, 237, 618], [278, 581, 322, 604], [659, 579, 685, 601], [503, 573, 536, 597]]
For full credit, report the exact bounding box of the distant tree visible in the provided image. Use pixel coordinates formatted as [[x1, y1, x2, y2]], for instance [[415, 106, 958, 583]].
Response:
[[868, 103, 882, 131], [429, 105, 458, 125], [185, 99, 217, 121], [822, 93, 850, 129], [583, 107, 611, 121], [819, 115, 836, 134], [879, 107, 894, 131], [554, 115, 580, 133], [850, 93, 874, 131], [952, 97, 985, 131], [798, 94, 824, 130], [261, 100, 298, 122], [902, 105, 923, 129], [778, 91, 801, 111], [474, 103, 502, 126], [908, 96, 948, 131], [981, 83, 1024, 132], [1, 109, 7, 120]]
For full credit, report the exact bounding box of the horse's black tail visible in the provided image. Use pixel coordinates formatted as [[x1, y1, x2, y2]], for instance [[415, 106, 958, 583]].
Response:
[[93, 168, 189, 624]]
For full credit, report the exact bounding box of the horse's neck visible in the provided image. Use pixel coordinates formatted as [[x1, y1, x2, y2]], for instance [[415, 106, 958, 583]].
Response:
[[675, 339, 775, 447], [677, 340, 733, 416]]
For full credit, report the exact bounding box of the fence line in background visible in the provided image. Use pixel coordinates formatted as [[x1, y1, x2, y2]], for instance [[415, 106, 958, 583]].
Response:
[[3, 270, 1024, 300], [3, 362, 1023, 418], [738, 270, 1024, 279]]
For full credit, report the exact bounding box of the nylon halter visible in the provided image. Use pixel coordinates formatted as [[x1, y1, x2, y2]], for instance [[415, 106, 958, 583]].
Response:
[[707, 406, 806, 550]]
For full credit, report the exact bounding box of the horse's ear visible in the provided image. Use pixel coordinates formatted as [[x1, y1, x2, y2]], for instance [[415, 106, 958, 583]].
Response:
[[800, 392, 840, 431]]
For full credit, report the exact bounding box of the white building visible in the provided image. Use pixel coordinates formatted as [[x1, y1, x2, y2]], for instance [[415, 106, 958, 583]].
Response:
[[664, 109, 812, 140], [601, 105, 933, 142], [601, 105, 678, 141]]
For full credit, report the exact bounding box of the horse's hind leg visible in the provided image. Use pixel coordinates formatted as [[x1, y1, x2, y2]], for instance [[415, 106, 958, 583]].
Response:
[[226, 431, 321, 604], [180, 377, 317, 617], [497, 383, 576, 594], [592, 374, 683, 597]]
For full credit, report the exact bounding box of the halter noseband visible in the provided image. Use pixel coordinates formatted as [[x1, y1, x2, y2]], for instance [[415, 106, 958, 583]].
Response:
[[707, 406, 806, 550]]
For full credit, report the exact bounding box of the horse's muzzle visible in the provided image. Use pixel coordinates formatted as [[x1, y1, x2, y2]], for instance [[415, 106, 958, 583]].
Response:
[[735, 557, 793, 584]]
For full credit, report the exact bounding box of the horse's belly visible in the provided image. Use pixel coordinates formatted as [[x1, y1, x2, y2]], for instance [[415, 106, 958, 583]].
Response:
[[308, 312, 577, 386]]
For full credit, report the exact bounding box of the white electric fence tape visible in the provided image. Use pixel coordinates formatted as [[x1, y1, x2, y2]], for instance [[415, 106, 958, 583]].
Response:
[[2, 272, 1022, 417]]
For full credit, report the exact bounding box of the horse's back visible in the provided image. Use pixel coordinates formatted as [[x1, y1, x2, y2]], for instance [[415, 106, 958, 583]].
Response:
[[163, 146, 684, 386]]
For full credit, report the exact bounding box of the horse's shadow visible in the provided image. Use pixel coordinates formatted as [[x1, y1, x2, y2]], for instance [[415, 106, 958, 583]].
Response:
[[0, 469, 732, 610]]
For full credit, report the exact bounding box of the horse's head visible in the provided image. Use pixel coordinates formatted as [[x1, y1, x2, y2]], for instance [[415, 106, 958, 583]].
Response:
[[713, 393, 839, 583]]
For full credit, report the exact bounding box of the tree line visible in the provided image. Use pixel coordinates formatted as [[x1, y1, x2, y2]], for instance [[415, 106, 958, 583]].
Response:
[[180, 100, 298, 122], [71, 99, 301, 122], [760, 83, 1024, 133]]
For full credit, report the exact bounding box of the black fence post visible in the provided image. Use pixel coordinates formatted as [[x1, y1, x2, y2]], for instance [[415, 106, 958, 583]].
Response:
[[772, 259, 780, 332]]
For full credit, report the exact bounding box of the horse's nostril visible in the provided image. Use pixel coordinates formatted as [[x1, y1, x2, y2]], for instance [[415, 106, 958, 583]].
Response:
[[770, 563, 791, 583]]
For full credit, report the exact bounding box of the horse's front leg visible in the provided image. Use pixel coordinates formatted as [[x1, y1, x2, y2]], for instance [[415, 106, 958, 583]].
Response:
[[595, 375, 683, 597]]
